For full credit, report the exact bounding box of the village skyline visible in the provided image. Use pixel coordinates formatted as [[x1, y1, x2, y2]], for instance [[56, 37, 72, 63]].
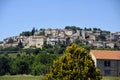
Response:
[[0, 26, 120, 49], [0, 0, 120, 41], [0, 26, 120, 41]]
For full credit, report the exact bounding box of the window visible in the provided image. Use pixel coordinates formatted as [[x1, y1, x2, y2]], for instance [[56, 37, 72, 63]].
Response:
[[104, 60, 110, 67]]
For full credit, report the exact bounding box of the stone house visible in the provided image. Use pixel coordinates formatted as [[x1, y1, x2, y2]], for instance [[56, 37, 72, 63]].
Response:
[[93, 30, 101, 36], [87, 33, 96, 41], [73, 30, 80, 37], [0, 43, 3, 47], [3, 38, 11, 44], [64, 29, 75, 36], [2, 42, 18, 48], [46, 37, 59, 46], [85, 30, 93, 34], [44, 29, 52, 36], [90, 50, 120, 76], [17, 36, 29, 46], [87, 39, 94, 45], [111, 32, 120, 41], [58, 30, 65, 38], [51, 29, 59, 37], [80, 30, 85, 39], [114, 35, 120, 41], [92, 41, 104, 48], [105, 42, 114, 48], [27, 36, 46, 48], [59, 37, 66, 44]]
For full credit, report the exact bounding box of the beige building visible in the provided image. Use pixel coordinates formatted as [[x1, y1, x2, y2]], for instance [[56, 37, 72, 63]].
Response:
[[44, 29, 52, 36], [51, 29, 59, 37], [105, 42, 114, 48], [64, 30, 75, 36], [80, 30, 85, 39], [27, 36, 46, 48], [46, 37, 59, 46], [90, 50, 120, 76]]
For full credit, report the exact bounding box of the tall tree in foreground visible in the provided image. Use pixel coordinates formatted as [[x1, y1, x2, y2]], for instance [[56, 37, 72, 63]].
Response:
[[45, 43, 102, 80]]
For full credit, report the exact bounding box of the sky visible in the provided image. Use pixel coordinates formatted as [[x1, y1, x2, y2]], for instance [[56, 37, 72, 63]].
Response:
[[0, 0, 120, 41]]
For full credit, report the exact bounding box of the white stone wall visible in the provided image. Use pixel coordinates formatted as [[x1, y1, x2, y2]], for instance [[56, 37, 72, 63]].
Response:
[[65, 30, 74, 36], [90, 52, 97, 67]]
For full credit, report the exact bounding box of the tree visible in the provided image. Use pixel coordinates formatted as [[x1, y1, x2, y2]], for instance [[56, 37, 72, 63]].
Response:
[[43, 44, 53, 49], [0, 56, 10, 75], [45, 43, 102, 80], [31, 27, 35, 35], [93, 28, 98, 31], [17, 59, 29, 74], [39, 32, 45, 36], [84, 27, 92, 31], [96, 34, 106, 41], [20, 31, 31, 36], [23, 48, 40, 55], [65, 26, 80, 31], [31, 64, 49, 75], [9, 58, 19, 75], [31, 53, 58, 75]]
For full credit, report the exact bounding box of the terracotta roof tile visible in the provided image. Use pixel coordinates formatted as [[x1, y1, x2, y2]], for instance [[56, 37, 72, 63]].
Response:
[[90, 50, 120, 60]]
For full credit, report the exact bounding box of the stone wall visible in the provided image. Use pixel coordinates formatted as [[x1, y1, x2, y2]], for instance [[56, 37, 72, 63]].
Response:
[[97, 59, 120, 76]]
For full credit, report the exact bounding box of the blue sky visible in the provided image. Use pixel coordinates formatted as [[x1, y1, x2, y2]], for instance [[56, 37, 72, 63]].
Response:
[[0, 0, 120, 41]]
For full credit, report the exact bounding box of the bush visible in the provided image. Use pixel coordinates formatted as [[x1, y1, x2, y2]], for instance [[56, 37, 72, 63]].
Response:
[[45, 43, 102, 80]]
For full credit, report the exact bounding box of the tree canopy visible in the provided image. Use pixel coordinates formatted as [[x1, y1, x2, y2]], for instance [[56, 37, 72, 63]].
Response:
[[65, 26, 80, 31], [45, 43, 102, 80], [20, 27, 36, 36]]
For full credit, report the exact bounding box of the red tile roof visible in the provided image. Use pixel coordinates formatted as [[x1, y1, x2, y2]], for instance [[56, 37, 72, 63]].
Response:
[[90, 50, 120, 60]]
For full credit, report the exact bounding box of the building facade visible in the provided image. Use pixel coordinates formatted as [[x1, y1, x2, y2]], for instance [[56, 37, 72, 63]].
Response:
[[90, 50, 120, 76]]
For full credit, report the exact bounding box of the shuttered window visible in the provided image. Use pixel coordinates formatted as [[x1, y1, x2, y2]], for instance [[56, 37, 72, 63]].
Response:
[[104, 60, 110, 67]]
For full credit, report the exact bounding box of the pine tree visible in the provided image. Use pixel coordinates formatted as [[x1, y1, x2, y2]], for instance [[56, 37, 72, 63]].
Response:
[[44, 43, 102, 80]]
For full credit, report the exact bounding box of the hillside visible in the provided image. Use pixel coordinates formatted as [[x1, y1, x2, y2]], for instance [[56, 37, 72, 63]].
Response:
[[0, 26, 120, 49]]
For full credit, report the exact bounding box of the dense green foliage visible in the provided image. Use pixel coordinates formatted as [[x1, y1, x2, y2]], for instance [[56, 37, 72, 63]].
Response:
[[0, 36, 119, 77], [0, 56, 10, 75], [102, 76, 120, 80], [39, 31, 45, 36], [0, 53, 58, 76], [93, 28, 101, 31], [0, 43, 68, 76], [20, 27, 36, 36], [20, 31, 32, 36], [0, 47, 20, 53], [65, 26, 80, 31], [0, 75, 43, 80], [45, 43, 102, 80], [96, 34, 106, 41], [84, 27, 92, 31], [0, 76, 119, 80]]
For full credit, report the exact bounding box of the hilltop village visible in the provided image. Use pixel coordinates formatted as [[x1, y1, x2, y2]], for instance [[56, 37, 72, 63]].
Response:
[[0, 26, 120, 49]]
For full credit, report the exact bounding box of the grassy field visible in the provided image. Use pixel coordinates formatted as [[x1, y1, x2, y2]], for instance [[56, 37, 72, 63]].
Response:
[[0, 75, 120, 80], [0, 75, 43, 80], [103, 76, 120, 80]]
